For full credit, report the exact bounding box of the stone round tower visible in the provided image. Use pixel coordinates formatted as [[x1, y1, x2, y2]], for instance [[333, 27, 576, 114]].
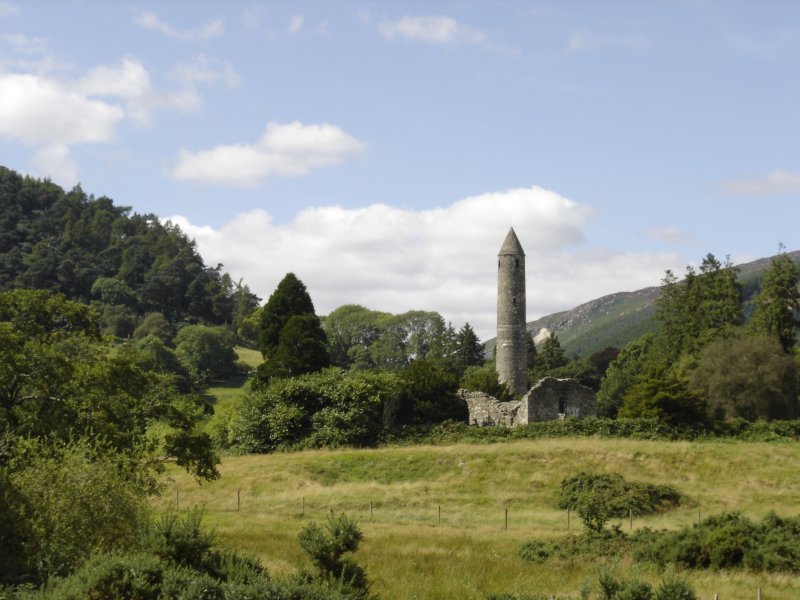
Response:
[[496, 227, 528, 396]]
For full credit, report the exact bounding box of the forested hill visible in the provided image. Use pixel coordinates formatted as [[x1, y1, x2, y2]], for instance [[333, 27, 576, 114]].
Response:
[[0, 166, 259, 336], [507, 250, 800, 358]]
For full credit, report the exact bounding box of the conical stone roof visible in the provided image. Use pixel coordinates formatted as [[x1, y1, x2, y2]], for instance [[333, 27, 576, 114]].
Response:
[[498, 227, 525, 256]]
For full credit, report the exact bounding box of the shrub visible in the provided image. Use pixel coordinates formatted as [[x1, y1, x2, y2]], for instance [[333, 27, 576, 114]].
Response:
[[298, 513, 370, 597], [631, 511, 800, 572], [5, 441, 150, 582], [558, 472, 682, 517], [517, 540, 556, 564], [236, 369, 403, 452]]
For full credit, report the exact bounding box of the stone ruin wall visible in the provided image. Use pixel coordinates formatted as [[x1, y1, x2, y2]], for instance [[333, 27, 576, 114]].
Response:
[[518, 377, 597, 422], [459, 390, 521, 427], [462, 377, 597, 427]]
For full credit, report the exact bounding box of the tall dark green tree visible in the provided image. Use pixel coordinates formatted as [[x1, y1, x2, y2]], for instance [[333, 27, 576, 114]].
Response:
[[750, 250, 800, 353], [538, 332, 568, 371], [257, 314, 330, 381], [655, 254, 743, 362], [258, 273, 316, 359], [618, 365, 707, 426], [455, 322, 484, 369]]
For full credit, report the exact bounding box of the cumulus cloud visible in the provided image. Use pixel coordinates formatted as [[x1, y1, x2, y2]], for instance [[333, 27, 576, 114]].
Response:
[[135, 10, 224, 41], [0, 53, 234, 183], [167, 186, 679, 339], [0, 72, 124, 184], [718, 169, 800, 195], [78, 56, 231, 123], [379, 15, 485, 45], [568, 31, 652, 52], [171, 121, 366, 186], [0, 73, 124, 146]]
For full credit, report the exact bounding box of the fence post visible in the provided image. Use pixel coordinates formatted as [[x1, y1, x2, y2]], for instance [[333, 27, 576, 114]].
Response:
[[369, 500, 373, 519], [438, 504, 441, 526], [237, 490, 240, 511], [505, 507, 508, 530], [758, 587, 762, 600]]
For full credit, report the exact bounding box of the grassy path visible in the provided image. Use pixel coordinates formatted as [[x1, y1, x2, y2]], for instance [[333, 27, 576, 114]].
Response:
[[159, 437, 800, 599]]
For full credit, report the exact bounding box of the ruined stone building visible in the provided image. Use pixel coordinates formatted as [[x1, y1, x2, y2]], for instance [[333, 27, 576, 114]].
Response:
[[463, 228, 598, 427], [461, 378, 598, 427]]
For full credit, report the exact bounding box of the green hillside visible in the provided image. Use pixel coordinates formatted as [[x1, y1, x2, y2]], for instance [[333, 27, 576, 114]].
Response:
[[486, 251, 800, 358], [160, 438, 800, 599], [0, 166, 260, 335]]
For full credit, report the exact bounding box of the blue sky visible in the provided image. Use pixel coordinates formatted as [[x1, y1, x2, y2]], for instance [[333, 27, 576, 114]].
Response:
[[0, 1, 798, 338]]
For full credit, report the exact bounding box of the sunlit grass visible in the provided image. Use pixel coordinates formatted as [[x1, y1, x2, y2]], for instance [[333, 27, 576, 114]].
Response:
[[201, 346, 262, 442], [158, 437, 800, 598]]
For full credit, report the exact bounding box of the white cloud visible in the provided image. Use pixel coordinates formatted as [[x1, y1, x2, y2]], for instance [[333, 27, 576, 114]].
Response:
[[168, 186, 679, 340], [568, 31, 652, 52], [171, 54, 240, 89], [719, 169, 800, 195], [0, 72, 124, 185], [135, 10, 224, 41], [0, 2, 18, 17], [289, 14, 304, 34], [0, 73, 124, 146], [32, 144, 78, 183], [171, 121, 366, 186], [0, 52, 233, 183], [379, 15, 485, 45]]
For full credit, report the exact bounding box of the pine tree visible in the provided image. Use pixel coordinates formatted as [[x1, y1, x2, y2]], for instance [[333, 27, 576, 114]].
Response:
[[455, 323, 484, 368], [258, 273, 316, 358], [258, 314, 330, 380], [654, 254, 743, 362], [751, 250, 800, 353], [538, 332, 568, 371]]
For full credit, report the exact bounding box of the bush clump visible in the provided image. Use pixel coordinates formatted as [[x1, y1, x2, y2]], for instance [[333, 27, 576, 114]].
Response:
[[558, 472, 682, 517], [632, 511, 800, 572]]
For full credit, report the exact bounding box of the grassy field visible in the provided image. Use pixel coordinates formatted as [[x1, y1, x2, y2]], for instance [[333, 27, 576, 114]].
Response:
[[201, 346, 261, 443], [158, 437, 800, 599]]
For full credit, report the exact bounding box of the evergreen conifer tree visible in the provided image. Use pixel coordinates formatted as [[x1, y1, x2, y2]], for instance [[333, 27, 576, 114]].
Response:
[[258, 273, 316, 358], [538, 332, 568, 371], [455, 323, 484, 368], [750, 250, 800, 353]]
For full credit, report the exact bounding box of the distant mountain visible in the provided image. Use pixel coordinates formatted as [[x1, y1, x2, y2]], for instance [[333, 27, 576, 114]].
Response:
[[485, 251, 800, 358]]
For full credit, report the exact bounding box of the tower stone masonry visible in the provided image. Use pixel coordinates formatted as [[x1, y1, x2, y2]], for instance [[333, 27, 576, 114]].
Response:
[[496, 227, 528, 396]]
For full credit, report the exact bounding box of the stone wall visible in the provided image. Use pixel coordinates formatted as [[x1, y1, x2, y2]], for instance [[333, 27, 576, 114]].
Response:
[[464, 378, 597, 427], [519, 377, 597, 422], [459, 390, 520, 427]]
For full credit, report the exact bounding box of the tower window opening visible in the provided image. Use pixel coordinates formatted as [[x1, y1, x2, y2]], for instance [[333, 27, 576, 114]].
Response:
[[515, 258, 519, 268], [512, 296, 516, 305]]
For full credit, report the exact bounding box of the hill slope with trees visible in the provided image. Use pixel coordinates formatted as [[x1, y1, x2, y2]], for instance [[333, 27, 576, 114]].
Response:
[[0, 166, 260, 339]]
